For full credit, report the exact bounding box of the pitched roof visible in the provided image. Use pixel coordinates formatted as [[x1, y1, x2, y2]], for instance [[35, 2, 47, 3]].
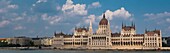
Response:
[[111, 33, 121, 37], [145, 30, 161, 36], [75, 27, 88, 32], [122, 26, 135, 31]]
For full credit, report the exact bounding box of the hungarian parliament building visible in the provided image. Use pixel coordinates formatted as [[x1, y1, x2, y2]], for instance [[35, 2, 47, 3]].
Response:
[[52, 14, 162, 49]]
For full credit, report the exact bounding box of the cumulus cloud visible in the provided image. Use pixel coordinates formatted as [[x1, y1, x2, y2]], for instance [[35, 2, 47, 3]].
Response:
[[56, 5, 61, 10], [0, 20, 10, 27], [144, 12, 170, 20], [0, 0, 18, 13], [77, 7, 132, 28], [0, 9, 6, 13], [97, 7, 132, 20], [105, 7, 132, 20], [166, 18, 170, 23], [168, 26, 170, 30], [92, 2, 101, 7], [11, 17, 23, 21], [14, 25, 26, 30], [76, 15, 96, 27], [88, 2, 101, 9], [62, 0, 87, 15], [85, 15, 96, 24], [112, 25, 120, 32], [7, 4, 18, 9], [144, 12, 170, 35], [45, 26, 49, 30], [41, 13, 61, 25], [144, 12, 170, 24]]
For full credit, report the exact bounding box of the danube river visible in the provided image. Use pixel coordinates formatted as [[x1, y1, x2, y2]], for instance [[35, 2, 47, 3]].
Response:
[[0, 50, 170, 53]]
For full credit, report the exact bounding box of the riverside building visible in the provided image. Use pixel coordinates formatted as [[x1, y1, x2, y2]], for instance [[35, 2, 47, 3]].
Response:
[[52, 14, 162, 49]]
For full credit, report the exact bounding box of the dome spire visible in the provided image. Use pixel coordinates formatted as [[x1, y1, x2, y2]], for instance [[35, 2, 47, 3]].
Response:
[[99, 13, 108, 25], [89, 20, 93, 35], [103, 14, 105, 18]]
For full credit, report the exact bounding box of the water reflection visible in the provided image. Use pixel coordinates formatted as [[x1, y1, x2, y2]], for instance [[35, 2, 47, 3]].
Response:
[[0, 50, 169, 53]]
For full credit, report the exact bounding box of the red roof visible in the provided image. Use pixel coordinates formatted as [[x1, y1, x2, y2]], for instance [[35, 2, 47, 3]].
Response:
[[0, 38, 7, 40], [145, 30, 161, 36], [122, 26, 135, 31], [111, 33, 121, 37], [75, 28, 88, 32], [133, 34, 144, 37], [99, 14, 108, 25]]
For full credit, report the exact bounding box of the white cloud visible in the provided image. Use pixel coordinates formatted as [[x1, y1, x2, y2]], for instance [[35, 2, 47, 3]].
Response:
[[56, 5, 61, 10], [45, 26, 49, 29], [32, 0, 47, 7], [36, 0, 47, 3], [62, 0, 74, 10], [0, 0, 18, 13], [0, 9, 7, 13], [166, 18, 170, 23], [85, 15, 96, 24], [76, 22, 81, 27], [7, 4, 18, 9], [88, 15, 95, 22], [144, 12, 170, 20], [11, 17, 23, 21], [76, 14, 98, 27], [168, 26, 170, 30], [49, 16, 61, 25], [104, 7, 132, 20], [112, 25, 120, 32], [88, 2, 101, 9], [14, 25, 26, 30], [41, 13, 61, 25], [41, 13, 48, 20], [92, 2, 101, 7], [104, 10, 114, 20], [144, 12, 170, 24], [144, 12, 170, 34], [75, 7, 133, 30], [32, 4, 36, 6], [62, 0, 87, 15], [0, 20, 10, 27]]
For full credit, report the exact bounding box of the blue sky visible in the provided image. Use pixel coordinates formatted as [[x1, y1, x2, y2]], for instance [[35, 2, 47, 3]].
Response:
[[0, 0, 170, 38]]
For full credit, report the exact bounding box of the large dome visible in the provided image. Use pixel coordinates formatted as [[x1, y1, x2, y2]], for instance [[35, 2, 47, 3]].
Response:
[[99, 14, 108, 25]]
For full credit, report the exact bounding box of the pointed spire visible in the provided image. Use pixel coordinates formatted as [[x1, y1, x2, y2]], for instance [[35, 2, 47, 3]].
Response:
[[60, 30, 63, 34], [131, 21, 134, 27], [122, 22, 124, 28], [145, 28, 147, 33], [90, 20, 92, 28], [155, 28, 157, 31], [134, 22, 135, 27], [75, 26, 77, 30], [54, 31, 56, 36], [107, 20, 111, 34], [131, 21, 135, 29], [103, 13, 105, 18], [89, 19, 93, 35], [108, 20, 110, 27], [108, 20, 110, 29], [83, 25, 85, 28]]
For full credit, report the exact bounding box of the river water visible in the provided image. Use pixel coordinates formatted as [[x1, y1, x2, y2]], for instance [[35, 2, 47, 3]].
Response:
[[0, 50, 170, 53]]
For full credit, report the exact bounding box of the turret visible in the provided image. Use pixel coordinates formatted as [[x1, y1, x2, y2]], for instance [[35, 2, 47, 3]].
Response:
[[122, 22, 124, 28], [89, 19, 93, 35]]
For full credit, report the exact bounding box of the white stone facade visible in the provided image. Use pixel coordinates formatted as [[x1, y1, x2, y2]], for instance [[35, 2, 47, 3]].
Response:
[[8, 36, 31, 46], [52, 14, 162, 49]]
